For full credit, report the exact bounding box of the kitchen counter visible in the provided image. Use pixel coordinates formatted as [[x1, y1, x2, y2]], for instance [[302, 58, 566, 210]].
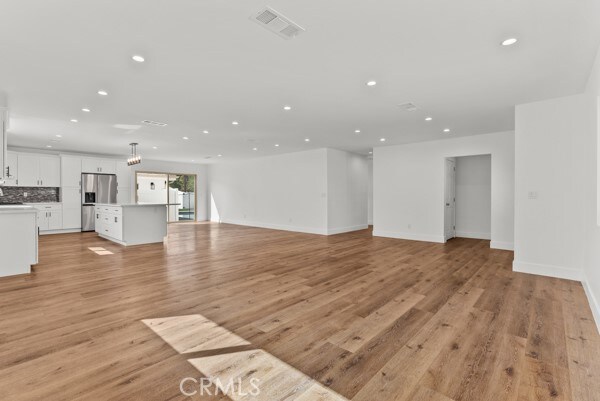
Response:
[[0, 204, 38, 214], [0, 205, 37, 276], [94, 204, 167, 246]]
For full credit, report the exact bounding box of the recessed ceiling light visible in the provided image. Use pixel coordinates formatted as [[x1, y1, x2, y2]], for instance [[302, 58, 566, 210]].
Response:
[[425, 117, 433, 121], [369, 151, 373, 154], [55, 134, 62, 138], [82, 108, 91, 112], [501, 38, 518, 46], [366, 81, 377, 86], [152, 146, 158, 149], [443, 128, 451, 133], [70, 119, 78, 123], [191, 160, 195, 162], [253, 147, 258, 151], [97, 90, 108, 96], [380, 138, 386, 142], [283, 105, 292, 111], [132, 55, 145, 63], [232, 121, 239, 125], [304, 138, 310, 142], [274, 144, 280, 147], [218, 154, 222, 157], [46, 145, 52, 148], [182, 136, 189, 140], [203, 130, 209, 134], [355, 129, 361, 133]]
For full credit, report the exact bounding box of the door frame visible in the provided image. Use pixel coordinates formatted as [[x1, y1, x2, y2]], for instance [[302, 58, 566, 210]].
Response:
[[444, 158, 456, 242], [134, 171, 198, 223]]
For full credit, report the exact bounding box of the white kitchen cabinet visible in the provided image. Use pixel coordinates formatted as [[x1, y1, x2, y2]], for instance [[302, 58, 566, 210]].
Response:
[[82, 158, 116, 174], [39, 156, 61, 187], [61, 187, 81, 229], [17, 154, 60, 187], [31, 204, 62, 232], [0, 108, 6, 184], [4, 152, 18, 186], [17, 154, 40, 186], [61, 156, 82, 187], [95, 203, 166, 246]]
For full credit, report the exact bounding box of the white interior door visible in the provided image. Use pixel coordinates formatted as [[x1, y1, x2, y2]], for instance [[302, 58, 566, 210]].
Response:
[[444, 158, 456, 241]]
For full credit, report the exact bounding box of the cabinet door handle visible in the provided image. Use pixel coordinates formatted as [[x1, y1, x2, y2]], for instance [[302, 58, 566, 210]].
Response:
[[114, 217, 117, 223]]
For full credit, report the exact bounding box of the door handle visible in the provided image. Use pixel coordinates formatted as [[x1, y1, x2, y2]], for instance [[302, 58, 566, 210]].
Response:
[[446, 203, 450, 206], [114, 217, 118, 223]]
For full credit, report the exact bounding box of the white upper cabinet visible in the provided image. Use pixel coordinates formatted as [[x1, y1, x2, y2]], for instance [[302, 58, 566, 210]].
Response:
[[4, 152, 18, 186], [17, 154, 40, 186], [39, 156, 60, 187], [17, 154, 60, 187], [82, 158, 116, 174], [61, 156, 82, 187], [0, 107, 6, 183], [116, 161, 131, 188]]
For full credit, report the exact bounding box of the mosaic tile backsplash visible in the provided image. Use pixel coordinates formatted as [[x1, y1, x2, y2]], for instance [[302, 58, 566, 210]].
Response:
[[0, 187, 60, 203]]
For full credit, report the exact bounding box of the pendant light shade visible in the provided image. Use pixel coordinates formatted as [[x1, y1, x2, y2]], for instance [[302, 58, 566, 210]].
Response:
[[127, 143, 142, 166]]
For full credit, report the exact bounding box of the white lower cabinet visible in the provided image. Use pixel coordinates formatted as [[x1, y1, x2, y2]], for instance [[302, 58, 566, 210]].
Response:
[[95, 206, 123, 241], [31, 204, 63, 232]]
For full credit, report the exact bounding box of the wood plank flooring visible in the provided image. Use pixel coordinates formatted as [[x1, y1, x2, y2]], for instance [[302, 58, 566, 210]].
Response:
[[0, 223, 598, 400]]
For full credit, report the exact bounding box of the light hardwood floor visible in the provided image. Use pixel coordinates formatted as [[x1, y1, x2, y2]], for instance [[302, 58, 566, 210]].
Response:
[[0, 223, 598, 400]]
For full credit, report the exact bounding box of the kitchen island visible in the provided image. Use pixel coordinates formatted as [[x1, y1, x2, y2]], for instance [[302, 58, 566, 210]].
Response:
[[95, 203, 167, 246], [0, 205, 38, 276]]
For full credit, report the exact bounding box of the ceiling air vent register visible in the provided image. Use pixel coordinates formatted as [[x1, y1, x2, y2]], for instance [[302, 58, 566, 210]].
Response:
[[142, 120, 167, 127], [398, 102, 418, 112], [250, 7, 305, 40]]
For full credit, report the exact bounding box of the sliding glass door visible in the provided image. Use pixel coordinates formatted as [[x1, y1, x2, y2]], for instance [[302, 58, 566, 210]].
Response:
[[136, 172, 196, 223]]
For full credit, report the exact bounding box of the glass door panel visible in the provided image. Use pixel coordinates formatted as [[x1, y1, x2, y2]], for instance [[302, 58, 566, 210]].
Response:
[[168, 174, 196, 222], [136, 172, 196, 223]]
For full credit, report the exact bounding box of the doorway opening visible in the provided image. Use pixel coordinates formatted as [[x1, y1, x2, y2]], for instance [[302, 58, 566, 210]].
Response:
[[444, 155, 492, 242], [135, 172, 197, 223]]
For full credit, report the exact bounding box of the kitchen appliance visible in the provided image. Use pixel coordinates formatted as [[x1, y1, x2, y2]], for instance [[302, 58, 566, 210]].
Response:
[[81, 173, 117, 231]]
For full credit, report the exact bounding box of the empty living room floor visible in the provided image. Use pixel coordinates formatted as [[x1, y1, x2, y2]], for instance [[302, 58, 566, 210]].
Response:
[[0, 223, 598, 400]]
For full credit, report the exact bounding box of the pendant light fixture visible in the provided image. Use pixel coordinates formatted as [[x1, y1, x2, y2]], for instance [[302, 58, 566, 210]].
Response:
[[127, 142, 142, 166]]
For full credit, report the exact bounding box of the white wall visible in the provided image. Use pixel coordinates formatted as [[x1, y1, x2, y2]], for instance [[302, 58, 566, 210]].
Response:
[[326, 149, 369, 234], [584, 48, 600, 330], [367, 159, 373, 225], [514, 94, 590, 279], [128, 160, 209, 221], [455, 155, 492, 240], [373, 131, 514, 249], [209, 149, 329, 234], [514, 46, 600, 330]]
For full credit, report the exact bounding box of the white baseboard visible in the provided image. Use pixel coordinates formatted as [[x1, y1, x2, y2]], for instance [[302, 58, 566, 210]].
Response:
[[582, 274, 600, 334], [39, 228, 82, 235], [490, 241, 514, 251], [219, 219, 328, 235], [456, 231, 491, 240], [512, 260, 583, 281], [372, 230, 445, 243], [327, 224, 369, 235]]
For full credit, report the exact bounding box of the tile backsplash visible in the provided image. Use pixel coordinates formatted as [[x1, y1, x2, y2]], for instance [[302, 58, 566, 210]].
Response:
[[0, 187, 60, 203]]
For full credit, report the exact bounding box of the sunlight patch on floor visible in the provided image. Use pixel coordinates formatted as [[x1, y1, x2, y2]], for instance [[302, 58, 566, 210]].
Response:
[[142, 314, 349, 400]]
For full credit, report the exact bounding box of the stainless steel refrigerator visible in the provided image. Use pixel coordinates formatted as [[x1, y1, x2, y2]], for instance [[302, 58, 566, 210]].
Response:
[[81, 173, 117, 231]]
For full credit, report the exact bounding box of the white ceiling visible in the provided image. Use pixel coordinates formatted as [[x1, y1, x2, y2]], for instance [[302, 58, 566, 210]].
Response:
[[1, 0, 599, 163]]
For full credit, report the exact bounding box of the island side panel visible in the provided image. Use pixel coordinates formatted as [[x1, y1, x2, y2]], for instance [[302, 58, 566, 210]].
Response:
[[122, 205, 167, 245]]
